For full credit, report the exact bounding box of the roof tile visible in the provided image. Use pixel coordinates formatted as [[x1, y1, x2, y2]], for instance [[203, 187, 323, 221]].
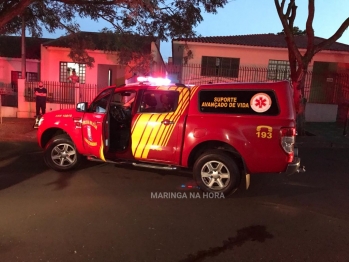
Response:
[[0, 35, 52, 59], [174, 34, 349, 52], [43, 31, 155, 53]]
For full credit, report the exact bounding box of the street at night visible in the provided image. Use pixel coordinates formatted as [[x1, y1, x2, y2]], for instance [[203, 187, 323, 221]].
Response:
[[1, 137, 349, 261], [1, 0, 349, 261]]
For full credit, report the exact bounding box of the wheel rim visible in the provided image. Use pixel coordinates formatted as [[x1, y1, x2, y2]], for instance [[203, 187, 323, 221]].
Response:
[[200, 160, 230, 190], [51, 143, 77, 168]]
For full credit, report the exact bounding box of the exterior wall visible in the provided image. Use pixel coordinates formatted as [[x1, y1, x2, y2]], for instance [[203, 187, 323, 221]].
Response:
[[41, 42, 163, 85], [40, 46, 122, 84], [1, 40, 164, 118], [172, 42, 349, 69], [0, 105, 17, 117], [170, 41, 349, 122], [97, 64, 126, 90], [0, 57, 40, 84], [151, 42, 166, 77]]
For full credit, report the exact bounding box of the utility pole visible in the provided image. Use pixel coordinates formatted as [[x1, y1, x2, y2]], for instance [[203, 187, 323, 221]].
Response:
[[21, 15, 26, 80]]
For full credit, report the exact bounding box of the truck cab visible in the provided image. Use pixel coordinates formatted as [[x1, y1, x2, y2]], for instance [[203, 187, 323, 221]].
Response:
[[37, 77, 189, 169]]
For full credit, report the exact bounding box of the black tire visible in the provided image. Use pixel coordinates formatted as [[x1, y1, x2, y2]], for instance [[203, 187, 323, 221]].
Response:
[[44, 134, 82, 172], [193, 150, 241, 196]]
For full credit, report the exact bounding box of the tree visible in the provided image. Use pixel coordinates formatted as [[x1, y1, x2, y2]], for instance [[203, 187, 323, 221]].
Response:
[[277, 26, 306, 35], [0, 0, 228, 71], [274, 0, 349, 134]]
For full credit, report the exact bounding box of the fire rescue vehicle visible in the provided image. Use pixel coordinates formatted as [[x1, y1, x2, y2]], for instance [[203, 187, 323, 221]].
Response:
[[36, 76, 304, 195]]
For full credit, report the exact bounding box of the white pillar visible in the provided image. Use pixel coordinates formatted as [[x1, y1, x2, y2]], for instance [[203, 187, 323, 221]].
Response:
[[75, 83, 80, 106], [17, 79, 35, 118]]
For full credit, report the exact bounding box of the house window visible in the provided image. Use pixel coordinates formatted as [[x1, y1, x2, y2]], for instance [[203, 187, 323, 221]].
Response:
[[11, 71, 38, 92], [60, 62, 86, 83], [201, 56, 240, 78], [12, 71, 38, 82], [267, 60, 290, 80], [27, 72, 38, 82]]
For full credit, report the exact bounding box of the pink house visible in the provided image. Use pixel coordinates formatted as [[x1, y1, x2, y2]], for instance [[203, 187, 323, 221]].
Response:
[[171, 34, 349, 122], [172, 34, 349, 83], [41, 32, 165, 89], [0, 36, 52, 88], [1, 32, 166, 117]]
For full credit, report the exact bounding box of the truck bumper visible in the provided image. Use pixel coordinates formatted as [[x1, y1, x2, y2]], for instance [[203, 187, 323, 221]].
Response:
[[283, 157, 306, 175]]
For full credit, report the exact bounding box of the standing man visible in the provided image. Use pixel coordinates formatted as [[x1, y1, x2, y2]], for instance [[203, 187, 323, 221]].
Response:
[[34, 81, 47, 117]]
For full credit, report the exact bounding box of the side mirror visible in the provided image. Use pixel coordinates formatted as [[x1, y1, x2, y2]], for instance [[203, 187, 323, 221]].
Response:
[[76, 102, 88, 112]]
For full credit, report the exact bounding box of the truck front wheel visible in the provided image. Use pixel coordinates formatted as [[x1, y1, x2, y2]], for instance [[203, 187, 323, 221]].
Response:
[[193, 150, 241, 196], [44, 134, 81, 171]]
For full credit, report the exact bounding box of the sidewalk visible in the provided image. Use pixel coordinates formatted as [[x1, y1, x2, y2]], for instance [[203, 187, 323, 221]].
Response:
[[0, 117, 37, 141], [296, 122, 349, 148]]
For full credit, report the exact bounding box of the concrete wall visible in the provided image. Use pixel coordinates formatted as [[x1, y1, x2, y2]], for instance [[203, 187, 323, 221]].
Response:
[[0, 57, 40, 83], [0, 105, 17, 117]]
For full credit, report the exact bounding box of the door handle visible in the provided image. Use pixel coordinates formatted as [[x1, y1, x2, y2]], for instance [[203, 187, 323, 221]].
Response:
[[161, 119, 174, 126]]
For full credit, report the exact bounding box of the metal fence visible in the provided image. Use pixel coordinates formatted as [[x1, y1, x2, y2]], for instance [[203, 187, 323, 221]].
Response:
[[165, 63, 295, 85], [165, 63, 349, 105], [2, 65, 349, 109], [0, 83, 17, 107], [305, 72, 349, 104], [25, 81, 99, 109]]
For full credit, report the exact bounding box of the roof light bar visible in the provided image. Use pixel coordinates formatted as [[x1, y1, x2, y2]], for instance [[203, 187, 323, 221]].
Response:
[[137, 76, 171, 86]]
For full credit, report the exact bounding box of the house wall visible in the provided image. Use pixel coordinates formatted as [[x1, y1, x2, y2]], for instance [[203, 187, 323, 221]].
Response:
[[173, 42, 349, 68], [0, 57, 40, 84], [41, 46, 124, 84], [151, 42, 166, 77], [0, 104, 17, 117], [41, 42, 164, 85], [97, 64, 125, 89], [171, 41, 349, 122]]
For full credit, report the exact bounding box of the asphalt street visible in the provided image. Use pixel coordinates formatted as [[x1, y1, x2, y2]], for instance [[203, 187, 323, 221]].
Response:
[[1, 134, 349, 261]]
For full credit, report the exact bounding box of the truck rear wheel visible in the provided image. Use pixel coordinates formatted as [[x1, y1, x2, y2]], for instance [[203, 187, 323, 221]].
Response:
[[193, 150, 241, 196], [44, 134, 81, 171]]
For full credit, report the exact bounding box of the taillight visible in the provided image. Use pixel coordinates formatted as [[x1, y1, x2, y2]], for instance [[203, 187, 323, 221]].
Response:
[[280, 127, 296, 163]]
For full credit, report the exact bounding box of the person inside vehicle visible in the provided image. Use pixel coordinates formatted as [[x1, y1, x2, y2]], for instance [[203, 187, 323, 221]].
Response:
[[142, 93, 157, 112], [160, 93, 174, 112], [124, 97, 135, 109]]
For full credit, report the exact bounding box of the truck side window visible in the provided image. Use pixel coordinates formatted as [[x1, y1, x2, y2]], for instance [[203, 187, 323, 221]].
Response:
[[88, 88, 113, 113], [139, 91, 179, 113]]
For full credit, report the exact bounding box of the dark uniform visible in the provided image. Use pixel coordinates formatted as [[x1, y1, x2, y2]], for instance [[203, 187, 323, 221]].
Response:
[[34, 85, 47, 116]]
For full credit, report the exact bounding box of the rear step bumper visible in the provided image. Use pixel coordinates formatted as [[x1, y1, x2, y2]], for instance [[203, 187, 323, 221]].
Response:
[[283, 157, 306, 175]]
